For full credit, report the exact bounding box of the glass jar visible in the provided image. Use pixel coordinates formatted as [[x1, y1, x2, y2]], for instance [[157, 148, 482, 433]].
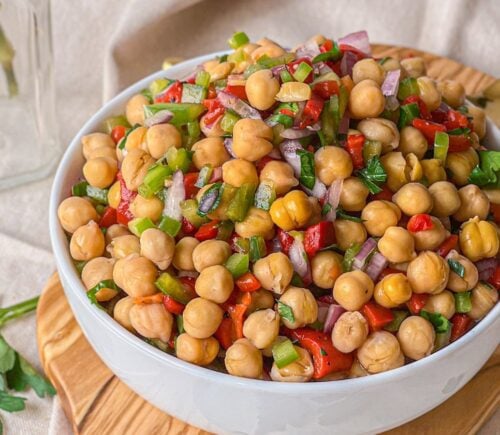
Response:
[[0, 0, 59, 189]]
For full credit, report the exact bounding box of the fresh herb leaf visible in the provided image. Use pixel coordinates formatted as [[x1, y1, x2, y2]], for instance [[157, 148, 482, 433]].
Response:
[[87, 279, 118, 310], [290, 272, 304, 287], [356, 156, 387, 194], [0, 337, 15, 374], [0, 391, 26, 412], [342, 243, 361, 272], [321, 203, 332, 216], [448, 259, 465, 278], [6, 353, 55, 398], [296, 149, 316, 189], [336, 208, 363, 223], [468, 151, 500, 188], [118, 124, 140, 150], [278, 301, 295, 323], [420, 310, 451, 333]]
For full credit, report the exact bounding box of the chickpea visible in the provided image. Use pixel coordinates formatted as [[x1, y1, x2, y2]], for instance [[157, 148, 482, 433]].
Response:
[[269, 190, 312, 231], [191, 240, 231, 273], [279, 286, 318, 329], [139, 228, 174, 270], [311, 251, 343, 289], [446, 250, 479, 293], [424, 290, 456, 319], [175, 333, 219, 366], [357, 118, 399, 153], [245, 69, 280, 110], [105, 224, 130, 243], [232, 119, 273, 162], [361, 200, 401, 237], [467, 105, 486, 139], [393, 183, 433, 215], [259, 161, 298, 195], [358, 331, 404, 374], [348, 79, 385, 119], [235, 207, 274, 239], [468, 282, 499, 320], [107, 234, 140, 259], [200, 113, 225, 138], [333, 219, 367, 251], [381, 152, 420, 192], [378, 226, 416, 263], [124, 126, 147, 152], [172, 237, 199, 271], [446, 148, 479, 186], [416, 77, 442, 111], [314, 146, 353, 185], [270, 346, 314, 382], [349, 358, 369, 378], [412, 216, 448, 251], [352, 58, 385, 85], [113, 254, 157, 297], [195, 265, 234, 303], [339, 177, 369, 212], [253, 252, 293, 294], [81, 132, 115, 160], [108, 181, 121, 209], [332, 311, 369, 353], [183, 297, 223, 339], [275, 82, 311, 102], [58, 197, 98, 233], [452, 185, 490, 222], [397, 316, 435, 360], [81, 257, 117, 301], [125, 94, 149, 126], [129, 303, 173, 342], [428, 181, 461, 217], [225, 338, 263, 379], [374, 273, 413, 308], [398, 126, 428, 159], [421, 159, 447, 185], [88, 145, 118, 161], [146, 124, 182, 159], [130, 194, 163, 221], [242, 289, 275, 314], [460, 217, 499, 262], [437, 79, 465, 108], [243, 309, 280, 349], [83, 157, 118, 189], [121, 148, 155, 191], [70, 221, 105, 261], [113, 296, 135, 331], [333, 270, 374, 311], [192, 137, 231, 169], [203, 60, 235, 81], [251, 39, 285, 61], [483, 188, 500, 205], [407, 251, 449, 294], [222, 159, 259, 187], [400, 57, 426, 78]]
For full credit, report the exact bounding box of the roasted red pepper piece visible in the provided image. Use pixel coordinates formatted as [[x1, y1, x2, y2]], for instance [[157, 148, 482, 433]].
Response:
[[320, 39, 334, 52], [181, 217, 196, 235], [116, 172, 137, 225], [194, 220, 220, 241], [277, 229, 294, 255], [227, 292, 252, 339], [444, 109, 469, 131], [287, 57, 314, 83], [345, 134, 365, 169], [436, 234, 459, 257], [403, 95, 431, 120], [162, 295, 185, 315], [362, 302, 395, 331], [450, 313, 473, 342], [202, 98, 225, 125], [407, 293, 429, 315], [235, 272, 262, 292], [154, 81, 183, 103], [412, 118, 446, 145], [303, 221, 336, 257], [370, 184, 393, 202], [448, 134, 472, 153], [488, 265, 500, 290], [111, 125, 127, 144], [312, 80, 340, 99], [407, 213, 434, 233], [215, 318, 237, 350], [299, 94, 324, 128], [286, 328, 353, 379], [225, 85, 247, 100], [491, 204, 500, 225], [99, 207, 117, 228], [183, 172, 200, 199]]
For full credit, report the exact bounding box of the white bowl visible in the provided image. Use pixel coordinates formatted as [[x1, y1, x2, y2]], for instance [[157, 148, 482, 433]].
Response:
[[49, 52, 500, 435]]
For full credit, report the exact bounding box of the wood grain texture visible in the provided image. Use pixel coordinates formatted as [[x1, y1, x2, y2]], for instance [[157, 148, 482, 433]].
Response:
[[38, 46, 498, 435]]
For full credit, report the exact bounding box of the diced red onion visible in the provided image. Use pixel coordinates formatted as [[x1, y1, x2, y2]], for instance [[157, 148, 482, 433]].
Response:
[[314, 62, 333, 76], [163, 170, 185, 221], [209, 166, 222, 183], [340, 51, 357, 77], [271, 64, 286, 78], [381, 69, 401, 97], [289, 238, 311, 284], [325, 179, 343, 221], [339, 115, 350, 135], [144, 109, 173, 128], [317, 301, 330, 324], [279, 140, 303, 175], [438, 102, 451, 113], [353, 238, 377, 270], [224, 138, 237, 158], [475, 258, 498, 281], [217, 91, 261, 120], [280, 128, 315, 139], [365, 252, 388, 281], [305, 179, 327, 200], [306, 122, 321, 132], [323, 304, 346, 334], [338, 31, 371, 56], [295, 40, 321, 59], [197, 185, 219, 215]]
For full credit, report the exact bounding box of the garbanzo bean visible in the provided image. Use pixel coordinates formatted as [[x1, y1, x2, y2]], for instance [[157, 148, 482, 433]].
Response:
[[125, 94, 149, 126], [253, 252, 293, 294], [192, 137, 231, 169], [398, 126, 428, 159], [468, 282, 499, 320], [245, 69, 280, 110], [121, 148, 155, 191], [358, 331, 404, 374], [183, 297, 223, 339], [176, 333, 219, 366], [423, 290, 456, 319], [124, 126, 147, 152], [146, 124, 182, 159], [113, 254, 157, 297], [105, 224, 131, 243], [412, 216, 448, 251], [315, 146, 353, 185], [140, 228, 175, 270], [352, 59, 385, 85], [446, 250, 479, 293], [459, 217, 499, 262], [70, 221, 105, 261], [259, 161, 298, 195], [381, 152, 421, 192], [88, 145, 118, 161], [107, 181, 121, 209], [252, 38, 286, 61], [232, 118, 273, 161], [235, 207, 274, 239], [437, 79, 465, 108], [407, 251, 449, 294], [269, 190, 312, 231], [429, 181, 461, 217], [483, 188, 500, 205], [348, 79, 385, 119], [270, 346, 314, 382], [333, 219, 367, 251], [107, 234, 140, 259], [393, 182, 433, 215], [446, 147, 479, 186], [421, 159, 447, 185], [357, 118, 399, 153], [279, 286, 318, 329], [113, 296, 135, 331], [81, 257, 117, 302], [225, 338, 263, 379], [241, 289, 275, 314], [333, 270, 374, 311], [243, 309, 280, 349], [203, 60, 235, 81], [311, 251, 343, 289], [452, 184, 490, 222], [416, 77, 441, 111], [130, 194, 163, 221], [332, 311, 369, 353], [81, 132, 115, 160], [192, 240, 231, 272], [58, 197, 98, 233], [195, 265, 234, 303], [129, 303, 173, 342], [378, 226, 416, 263], [83, 157, 118, 189], [339, 177, 369, 211], [397, 316, 435, 360], [374, 273, 412, 308], [467, 105, 487, 139], [400, 57, 426, 78], [173, 237, 199, 271], [361, 200, 401, 237], [222, 158, 259, 187]]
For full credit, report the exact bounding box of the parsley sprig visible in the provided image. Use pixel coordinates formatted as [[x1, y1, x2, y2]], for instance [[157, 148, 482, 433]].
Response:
[[356, 156, 387, 194]]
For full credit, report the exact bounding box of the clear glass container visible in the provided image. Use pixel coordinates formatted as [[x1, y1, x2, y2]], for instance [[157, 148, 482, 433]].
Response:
[[0, 0, 59, 189]]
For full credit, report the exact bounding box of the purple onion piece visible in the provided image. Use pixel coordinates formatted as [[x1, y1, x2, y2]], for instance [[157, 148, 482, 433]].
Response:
[[295, 40, 321, 59], [317, 301, 331, 323], [304, 179, 327, 200], [323, 304, 346, 334], [306, 122, 321, 132], [381, 69, 401, 97], [279, 140, 303, 176], [475, 258, 498, 281], [144, 109, 174, 128], [289, 238, 311, 284], [365, 252, 388, 281], [224, 138, 237, 158], [267, 147, 282, 159], [340, 51, 357, 77], [217, 90, 261, 119], [270, 237, 282, 253], [198, 187, 219, 214], [338, 30, 371, 56], [338, 115, 350, 135], [209, 166, 222, 182], [163, 170, 185, 221], [271, 64, 286, 78], [352, 238, 378, 271], [324, 179, 343, 221]]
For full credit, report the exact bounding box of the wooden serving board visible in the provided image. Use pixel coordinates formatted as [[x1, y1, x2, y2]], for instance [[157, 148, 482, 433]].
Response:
[[37, 46, 498, 434]]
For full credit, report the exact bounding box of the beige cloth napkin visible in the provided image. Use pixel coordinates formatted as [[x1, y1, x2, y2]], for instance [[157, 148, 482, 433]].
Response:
[[1, 0, 499, 433]]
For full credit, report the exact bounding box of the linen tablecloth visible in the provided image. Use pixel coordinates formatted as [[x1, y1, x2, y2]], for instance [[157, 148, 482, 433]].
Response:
[[1, 0, 498, 433]]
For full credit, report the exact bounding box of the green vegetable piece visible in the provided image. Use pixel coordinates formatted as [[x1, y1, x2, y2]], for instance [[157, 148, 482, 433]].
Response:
[[272, 338, 299, 369], [176, 315, 185, 334], [228, 31, 250, 49], [166, 147, 192, 173], [0, 391, 26, 412], [180, 199, 208, 228], [363, 140, 382, 164], [398, 103, 420, 129], [0, 297, 40, 329], [397, 77, 420, 101], [195, 71, 211, 88], [0, 336, 15, 374], [257, 53, 296, 68], [225, 253, 250, 278], [155, 273, 193, 304], [434, 131, 449, 164], [336, 208, 363, 223], [6, 353, 55, 398], [312, 42, 341, 63], [102, 115, 130, 134], [87, 279, 118, 310], [221, 111, 240, 133], [181, 84, 207, 104], [86, 186, 109, 205], [158, 215, 182, 237], [149, 78, 170, 97], [197, 182, 224, 217], [448, 259, 465, 278], [467, 150, 500, 188], [139, 164, 172, 198], [290, 272, 304, 287], [244, 63, 265, 79], [296, 149, 316, 189], [280, 69, 293, 83], [342, 243, 362, 272], [249, 235, 266, 262], [73, 260, 87, 275], [292, 62, 313, 82], [420, 310, 451, 333], [383, 310, 409, 332], [267, 113, 294, 128], [118, 124, 141, 150], [227, 183, 256, 222], [128, 217, 155, 237], [232, 237, 250, 254], [254, 180, 276, 211], [434, 328, 451, 352], [144, 103, 206, 126], [185, 121, 201, 148], [216, 220, 234, 241], [455, 291, 472, 313], [356, 156, 387, 194], [195, 164, 214, 188], [71, 181, 89, 197], [277, 302, 295, 324]]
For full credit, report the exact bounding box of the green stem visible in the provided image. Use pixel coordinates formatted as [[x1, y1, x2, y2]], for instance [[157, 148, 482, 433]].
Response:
[[0, 296, 39, 328]]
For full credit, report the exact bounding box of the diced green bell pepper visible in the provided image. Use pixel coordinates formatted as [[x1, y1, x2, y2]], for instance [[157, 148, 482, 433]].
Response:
[[225, 253, 250, 278], [249, 235, 266, 262], [166, 147, 192, 173], [397, 77, 420, 100], [144, 103, 206, 126], [254, 180, 276, 211], [181, 84, 207, 104], [434, 131, 449, 164], [138, 164, 172, 198], [398, 103, 420, 129], [103, 115, 130, 134], [158, 215, 181, 237], [128, 217, 155, 236], [155, 273, 193, 304], [226, 183, 257, 222], [180, 199, 208, 227]]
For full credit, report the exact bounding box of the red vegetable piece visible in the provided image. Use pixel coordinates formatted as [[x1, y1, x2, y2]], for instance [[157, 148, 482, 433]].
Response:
[[450, 313, 473, 342], [215, 318, 237, 350], [277, 229, 294, 255], [370, 184, 393, 202], [411, 118, 446, 145], [194, 220, 220, 241], [202, 98, 225, 125], [448, 134, 472, 153], [402, 95, 431, 120], [312, 80, 339, 99], [287, 57, 314, 83], [488, 265, 500, 290], [299, 94, 324, 128], [116, 172, 137, 225], [181, 217, 196, 235], [407, 293, 429, 315], [407, 214, 434, 233], [303, 221, 336, 257], [436, 234, 459, 257], [111, 125, 127, 144], [235, 272, 261, 292], [378, 267, 403, 280], [99, 207, 117, 228], [361, 302, 395, 331], [320, 39, 334, 53], [162, 295, 185, 315], [225, 85, 247, 100], [345, 134, 365, 170], [444, 109, 469, 131], [183, 172, 200, 199], [154, 81, 183, 103]]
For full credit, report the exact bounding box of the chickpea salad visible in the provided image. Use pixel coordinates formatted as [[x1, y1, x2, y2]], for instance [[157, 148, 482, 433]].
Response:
[[58, 30, 500, 382]]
